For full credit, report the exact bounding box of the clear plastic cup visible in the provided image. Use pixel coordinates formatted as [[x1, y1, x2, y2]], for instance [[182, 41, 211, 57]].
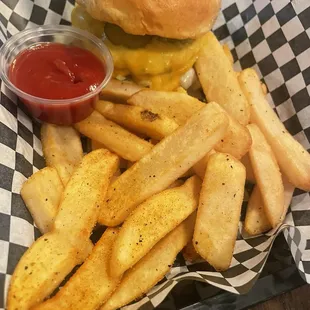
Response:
[[0, 25, 113, 125]]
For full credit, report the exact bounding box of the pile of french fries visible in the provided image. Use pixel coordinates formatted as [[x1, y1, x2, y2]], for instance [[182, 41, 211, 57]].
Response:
[[7, 32, 310, 310]]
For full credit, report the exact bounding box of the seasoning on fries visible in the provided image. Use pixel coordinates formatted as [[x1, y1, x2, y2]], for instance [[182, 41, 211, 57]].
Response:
[[239, 68, 310, 191], [21, 167, 64, 234], [98, 103, 229, 226], [110, 176, 201, 278], [194, 153, 246, 271]]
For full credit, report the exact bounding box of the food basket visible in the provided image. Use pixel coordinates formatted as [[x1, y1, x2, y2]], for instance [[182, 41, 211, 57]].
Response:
[[0, 0, 310, 309]]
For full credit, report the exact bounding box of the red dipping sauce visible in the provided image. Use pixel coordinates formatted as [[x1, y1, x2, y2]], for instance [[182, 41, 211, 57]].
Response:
[[9, 43, 107, 125]]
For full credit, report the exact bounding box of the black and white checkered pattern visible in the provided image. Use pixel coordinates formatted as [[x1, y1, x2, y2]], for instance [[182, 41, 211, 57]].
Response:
[[0, 83, 44, 308], [0, 0, 310, 309]]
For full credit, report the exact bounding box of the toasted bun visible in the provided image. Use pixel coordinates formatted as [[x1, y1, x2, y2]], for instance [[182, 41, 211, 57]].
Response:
[[76, 0, 221, 39]]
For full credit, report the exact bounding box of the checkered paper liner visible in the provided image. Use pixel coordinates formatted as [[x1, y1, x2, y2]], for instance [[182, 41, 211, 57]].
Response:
[[0, 0, 310, 309]]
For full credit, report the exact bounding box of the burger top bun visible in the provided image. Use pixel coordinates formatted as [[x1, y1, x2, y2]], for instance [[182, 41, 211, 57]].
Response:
[[76, 0, 221, 39]]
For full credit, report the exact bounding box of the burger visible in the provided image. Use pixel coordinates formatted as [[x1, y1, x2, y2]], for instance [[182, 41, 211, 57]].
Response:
[[71, 0, 221, 91]]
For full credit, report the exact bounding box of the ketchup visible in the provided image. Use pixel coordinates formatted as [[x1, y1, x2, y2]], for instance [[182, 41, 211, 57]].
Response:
[[9, 43, 106, 125]]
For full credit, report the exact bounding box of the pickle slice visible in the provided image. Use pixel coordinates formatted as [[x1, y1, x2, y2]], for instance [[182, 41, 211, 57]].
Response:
[[155, 37, 194, 45], [104, 23, 152, 49]]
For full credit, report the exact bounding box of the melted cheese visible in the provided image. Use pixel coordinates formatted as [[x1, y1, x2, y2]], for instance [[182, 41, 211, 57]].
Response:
[[72, 6, 208, 90], [107, 36, 207, 90]]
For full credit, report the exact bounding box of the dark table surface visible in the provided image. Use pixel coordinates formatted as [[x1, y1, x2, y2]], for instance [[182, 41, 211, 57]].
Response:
[[250, 285, 310, 310]]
